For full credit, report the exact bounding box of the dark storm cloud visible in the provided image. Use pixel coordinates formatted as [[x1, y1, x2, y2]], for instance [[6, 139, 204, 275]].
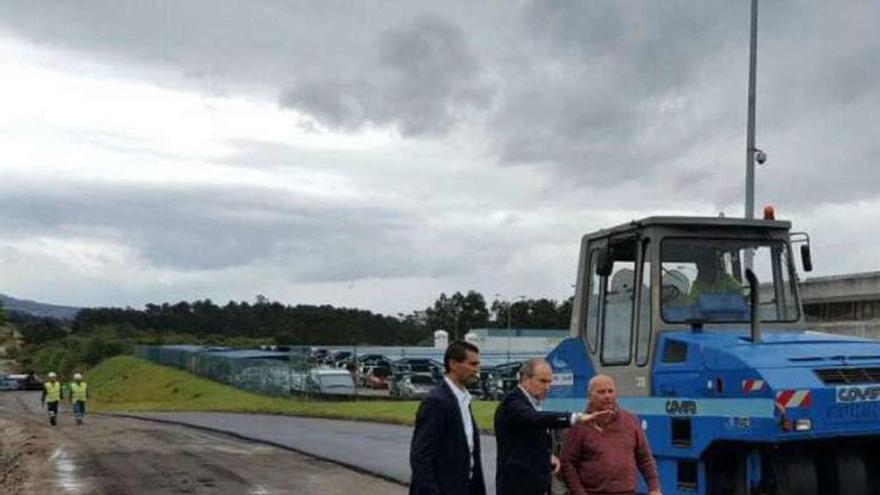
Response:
[[0, 1, 411, 93], [491, 1, 750, 185], [0, 2, 492, 137], [0, 180, 470, 282], [279, 15, 491, 136], [522, 1, 745, 87], [484, 0, 880, 209], [1, 0, 878, 207]]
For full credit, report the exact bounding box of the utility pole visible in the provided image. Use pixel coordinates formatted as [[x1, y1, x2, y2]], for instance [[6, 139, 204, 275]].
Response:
[[745, 0, 759, 220]]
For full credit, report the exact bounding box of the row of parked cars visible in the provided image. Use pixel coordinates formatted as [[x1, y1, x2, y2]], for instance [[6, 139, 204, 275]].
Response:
[[304, 349, 525, 400], [385, 358, 524, 400]]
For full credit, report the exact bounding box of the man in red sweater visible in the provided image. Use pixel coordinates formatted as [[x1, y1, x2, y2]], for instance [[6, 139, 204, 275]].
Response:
[[560, 375, 662, 495]]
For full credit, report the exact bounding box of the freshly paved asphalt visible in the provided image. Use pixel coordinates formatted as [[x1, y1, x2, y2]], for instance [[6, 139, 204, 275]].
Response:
[[120, 412, 499, 492]]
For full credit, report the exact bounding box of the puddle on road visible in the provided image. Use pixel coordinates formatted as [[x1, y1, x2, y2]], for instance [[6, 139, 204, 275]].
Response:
[[250, 485, 271, 494], [50, 447, 84, 493]]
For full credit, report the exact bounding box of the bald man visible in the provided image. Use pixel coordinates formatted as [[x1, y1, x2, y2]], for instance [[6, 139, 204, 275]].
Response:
[[494, 359, 609, 495], [560, 375, 662, 495]]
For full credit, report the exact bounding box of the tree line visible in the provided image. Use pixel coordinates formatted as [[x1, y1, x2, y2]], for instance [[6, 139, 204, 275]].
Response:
[[4, 291, 573, 376], [69, 291, 573, 345], [72, 297, 429, 346], [424, 291, 573, 341]]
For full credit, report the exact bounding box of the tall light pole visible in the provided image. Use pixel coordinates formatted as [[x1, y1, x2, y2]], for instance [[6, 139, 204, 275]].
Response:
[[744, 0, 762, 272], [745, 0, 759, 220]]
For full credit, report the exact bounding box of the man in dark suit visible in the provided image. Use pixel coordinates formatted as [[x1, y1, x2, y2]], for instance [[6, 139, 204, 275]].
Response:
[[495, 358, 609, 495], [410, 340, 485, 495]]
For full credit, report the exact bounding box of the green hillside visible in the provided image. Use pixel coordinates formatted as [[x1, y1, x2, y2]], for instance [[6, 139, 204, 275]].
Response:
[[89, 356, 498, 429]]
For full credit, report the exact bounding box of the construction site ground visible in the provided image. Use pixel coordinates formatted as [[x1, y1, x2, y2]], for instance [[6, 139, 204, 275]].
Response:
[[0, 391, 406, 495]]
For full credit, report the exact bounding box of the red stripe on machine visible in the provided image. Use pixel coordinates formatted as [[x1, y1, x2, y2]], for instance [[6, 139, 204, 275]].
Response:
[[742, 379, 766, 393], [776, 390, 812, 408]]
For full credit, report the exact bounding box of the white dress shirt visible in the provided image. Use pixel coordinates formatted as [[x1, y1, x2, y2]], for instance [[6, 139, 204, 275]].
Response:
[[517, 385, 581, 425], [444, 376, 474, 470]]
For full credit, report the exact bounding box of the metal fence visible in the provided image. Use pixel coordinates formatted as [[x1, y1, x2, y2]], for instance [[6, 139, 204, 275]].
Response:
[[276, 345, 549, 367], [134, 344, 548, 399], [134, 345, 312, 397]]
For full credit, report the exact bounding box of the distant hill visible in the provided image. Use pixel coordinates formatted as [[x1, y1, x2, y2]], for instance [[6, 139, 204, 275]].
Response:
[[0, 293, 81, 320]]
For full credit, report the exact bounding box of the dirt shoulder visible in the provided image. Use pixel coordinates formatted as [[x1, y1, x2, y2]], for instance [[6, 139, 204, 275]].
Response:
[[0, 400, 57, 494]]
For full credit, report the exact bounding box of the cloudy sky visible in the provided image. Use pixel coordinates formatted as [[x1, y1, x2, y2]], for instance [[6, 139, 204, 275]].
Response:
[[0, 1, 878, 314]]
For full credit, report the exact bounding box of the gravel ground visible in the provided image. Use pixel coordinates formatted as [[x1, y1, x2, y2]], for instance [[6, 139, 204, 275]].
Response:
[[0, 392, 407, 495]]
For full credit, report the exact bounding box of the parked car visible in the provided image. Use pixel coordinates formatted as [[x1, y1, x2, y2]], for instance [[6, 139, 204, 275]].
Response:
[[330, 351, 353, 368], [467, 375, 485, 399], [355, 353, 389, 366], [481, 361, 523, 400], [394, 373, 440, 399], [306, 368, 356, 396], [20, 373, 44, 391], [353, 356, 391, 383], [356, 354, 391, 370], [389, 358, 443, 398], [388, 371, 404, 398], [363, 365, 392, 389], [354, 353, 387, 369], [392, 358, 443, 378], [0, 376, 20, 391], [310, 348, 330, 361], [0, 373, 42, 392]]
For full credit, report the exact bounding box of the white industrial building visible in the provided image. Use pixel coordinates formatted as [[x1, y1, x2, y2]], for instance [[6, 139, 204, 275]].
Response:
[[436, 328, 568, 354]]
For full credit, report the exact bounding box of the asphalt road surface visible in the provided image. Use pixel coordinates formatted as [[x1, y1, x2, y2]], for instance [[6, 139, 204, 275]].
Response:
[[127, 411, 500, 493], [0, 392, 407, 495]]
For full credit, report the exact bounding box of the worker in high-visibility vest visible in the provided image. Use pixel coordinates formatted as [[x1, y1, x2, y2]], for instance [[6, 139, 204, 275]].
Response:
[[68, 373, 88, 426], [41, 372, 62, 426]]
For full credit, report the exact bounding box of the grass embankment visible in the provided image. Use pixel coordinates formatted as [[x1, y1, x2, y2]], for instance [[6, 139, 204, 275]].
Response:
[[89, 356, 499, 429]]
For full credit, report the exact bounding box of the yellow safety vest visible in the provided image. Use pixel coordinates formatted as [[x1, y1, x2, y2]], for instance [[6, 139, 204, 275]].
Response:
[[44, 381, 61, 402], [70, 382, 88, 402]]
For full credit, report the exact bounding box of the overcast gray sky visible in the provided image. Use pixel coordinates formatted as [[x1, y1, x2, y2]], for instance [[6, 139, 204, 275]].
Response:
[[0, 1, 878, 314]]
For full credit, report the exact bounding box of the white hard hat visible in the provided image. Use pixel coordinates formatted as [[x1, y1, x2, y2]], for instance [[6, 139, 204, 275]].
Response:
[[48, 372, 57, 378], [73, 373, 83, 380]]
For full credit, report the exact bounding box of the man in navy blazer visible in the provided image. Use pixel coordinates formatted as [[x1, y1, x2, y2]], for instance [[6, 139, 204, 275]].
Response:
[[410, 340, 486, 495], [494, 358, 609, 495]]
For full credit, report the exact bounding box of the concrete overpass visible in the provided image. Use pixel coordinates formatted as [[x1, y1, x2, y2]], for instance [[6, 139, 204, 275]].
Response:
[[801, 271, 880, 338]]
